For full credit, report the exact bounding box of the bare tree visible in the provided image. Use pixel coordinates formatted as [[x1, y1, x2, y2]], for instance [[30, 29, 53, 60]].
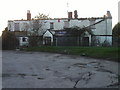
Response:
[[28, 20, 43, 46], [28, 13, 50, 46], [34, 13, 50, 19]]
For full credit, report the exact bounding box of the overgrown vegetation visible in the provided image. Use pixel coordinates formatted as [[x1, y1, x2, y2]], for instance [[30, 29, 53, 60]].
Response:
[[112, 22, 120, 46], [64, 26, 93, 36], [2, 27, 19, 50], [25, 46, 119, 62], [28, 13, 50, 46]]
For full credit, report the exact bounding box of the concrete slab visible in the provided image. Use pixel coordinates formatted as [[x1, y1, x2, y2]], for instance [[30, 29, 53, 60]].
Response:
[[2, 51, 119, 88]]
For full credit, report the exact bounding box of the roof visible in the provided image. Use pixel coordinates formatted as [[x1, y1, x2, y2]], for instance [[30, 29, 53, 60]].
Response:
[[43, 29, 54, 36], [83, 29, 94, 35], [8, 17, 107, 22], [84, 19, 105, 29]]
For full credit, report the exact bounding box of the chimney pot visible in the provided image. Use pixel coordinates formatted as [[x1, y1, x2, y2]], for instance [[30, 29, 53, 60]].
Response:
[[106, 11, 112, 18], [74, 10, 78, 19]]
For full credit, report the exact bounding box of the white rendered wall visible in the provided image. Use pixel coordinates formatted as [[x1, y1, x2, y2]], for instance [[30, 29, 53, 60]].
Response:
[[95, 36, 112, 46], [8, 20, 32, 31], [8, 18, 112, 46], [8, 21, 14, 31], [106, 18, 112, 35], [38, 19, 90, 31], [94, 18, 112, 35], [18, 37, 29, 46], [8, 18, 112, 36]]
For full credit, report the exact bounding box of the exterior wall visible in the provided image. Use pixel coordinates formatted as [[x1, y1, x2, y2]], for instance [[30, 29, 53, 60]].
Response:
[[94, 18, 112, 35], [89, 19, 95, 29], [19, 21, 32, 31], [38, 19, 65, 30], [8, 18, 112, 34], [70, 20, 90, 28], [52, 20, 64, 30], [92, 19, 105, 35], [92, 36, 112, 46], [8, 21, 14, 31], [106, 18, 112, 35], [8, 20, 32, 32], [36, 19, 90, 31]]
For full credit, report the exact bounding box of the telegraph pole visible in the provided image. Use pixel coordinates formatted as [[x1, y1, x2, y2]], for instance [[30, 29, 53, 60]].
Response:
[[67, 1, 69, 15]]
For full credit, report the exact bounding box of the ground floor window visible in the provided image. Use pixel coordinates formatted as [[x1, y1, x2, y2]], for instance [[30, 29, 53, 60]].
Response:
[[22, 37, 27, 42]]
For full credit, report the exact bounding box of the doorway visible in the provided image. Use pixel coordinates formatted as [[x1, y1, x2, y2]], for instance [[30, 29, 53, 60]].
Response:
[[44, 37, 51, 46], [82, 37, 89, 46]]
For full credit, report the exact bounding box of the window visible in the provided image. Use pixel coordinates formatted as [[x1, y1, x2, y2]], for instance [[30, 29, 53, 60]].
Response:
[[64, 21, 69, 28], [22, 37, 27, 42], [50, 22, 54, 29], [14, 23, 20, 31]]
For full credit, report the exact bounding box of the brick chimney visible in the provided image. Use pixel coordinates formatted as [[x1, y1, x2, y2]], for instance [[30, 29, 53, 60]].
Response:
[[68, 12, 73, 19], [27, 10, 31, 20], [74, 10, 78, 19]]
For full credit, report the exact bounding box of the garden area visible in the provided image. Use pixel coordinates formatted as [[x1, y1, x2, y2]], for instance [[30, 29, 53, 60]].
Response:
[[25, 46, 120, 62]]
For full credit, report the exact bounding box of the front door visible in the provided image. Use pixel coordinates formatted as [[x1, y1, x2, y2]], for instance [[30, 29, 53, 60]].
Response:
[[45, 37, 51, 46], [82, 37, 89, 46]]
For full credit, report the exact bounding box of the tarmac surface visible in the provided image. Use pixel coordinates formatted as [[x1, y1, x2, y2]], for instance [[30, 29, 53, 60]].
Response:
[[2, 50, 119, 88]]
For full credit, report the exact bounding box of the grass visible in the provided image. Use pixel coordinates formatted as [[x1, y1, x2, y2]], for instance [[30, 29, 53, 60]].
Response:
[[25, 46, 120, 62]]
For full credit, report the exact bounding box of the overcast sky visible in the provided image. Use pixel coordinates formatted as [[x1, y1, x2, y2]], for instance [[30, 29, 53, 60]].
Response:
[[0, 0, 119, 35]]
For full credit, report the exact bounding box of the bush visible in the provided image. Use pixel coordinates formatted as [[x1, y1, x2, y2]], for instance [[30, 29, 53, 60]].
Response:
[[2, 30, 19, 50], [28, 36, 43, 47]]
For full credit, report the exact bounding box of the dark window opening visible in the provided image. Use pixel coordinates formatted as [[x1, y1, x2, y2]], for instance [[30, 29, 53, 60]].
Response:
[[22, 37, 26, 42], [50, 22, 54, 29]]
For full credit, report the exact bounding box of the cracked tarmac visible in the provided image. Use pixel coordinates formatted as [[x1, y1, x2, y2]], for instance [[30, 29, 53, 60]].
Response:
[[2, 51, 120, 88]]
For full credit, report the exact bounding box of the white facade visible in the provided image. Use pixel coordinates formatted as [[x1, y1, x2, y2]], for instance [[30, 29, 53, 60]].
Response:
[[8, 20, 32, 32], [8, 11, 112, 46], [8, 18, 112, 35]]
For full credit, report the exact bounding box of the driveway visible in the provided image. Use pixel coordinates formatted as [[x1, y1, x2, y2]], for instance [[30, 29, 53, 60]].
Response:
[[2, 50, 119, 88]]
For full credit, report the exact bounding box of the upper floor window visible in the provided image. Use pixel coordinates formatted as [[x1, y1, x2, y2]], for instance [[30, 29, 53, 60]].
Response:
[[14, 23, 20, 31], [50, 22, 54, 29], [64, 21, 69, 28]]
